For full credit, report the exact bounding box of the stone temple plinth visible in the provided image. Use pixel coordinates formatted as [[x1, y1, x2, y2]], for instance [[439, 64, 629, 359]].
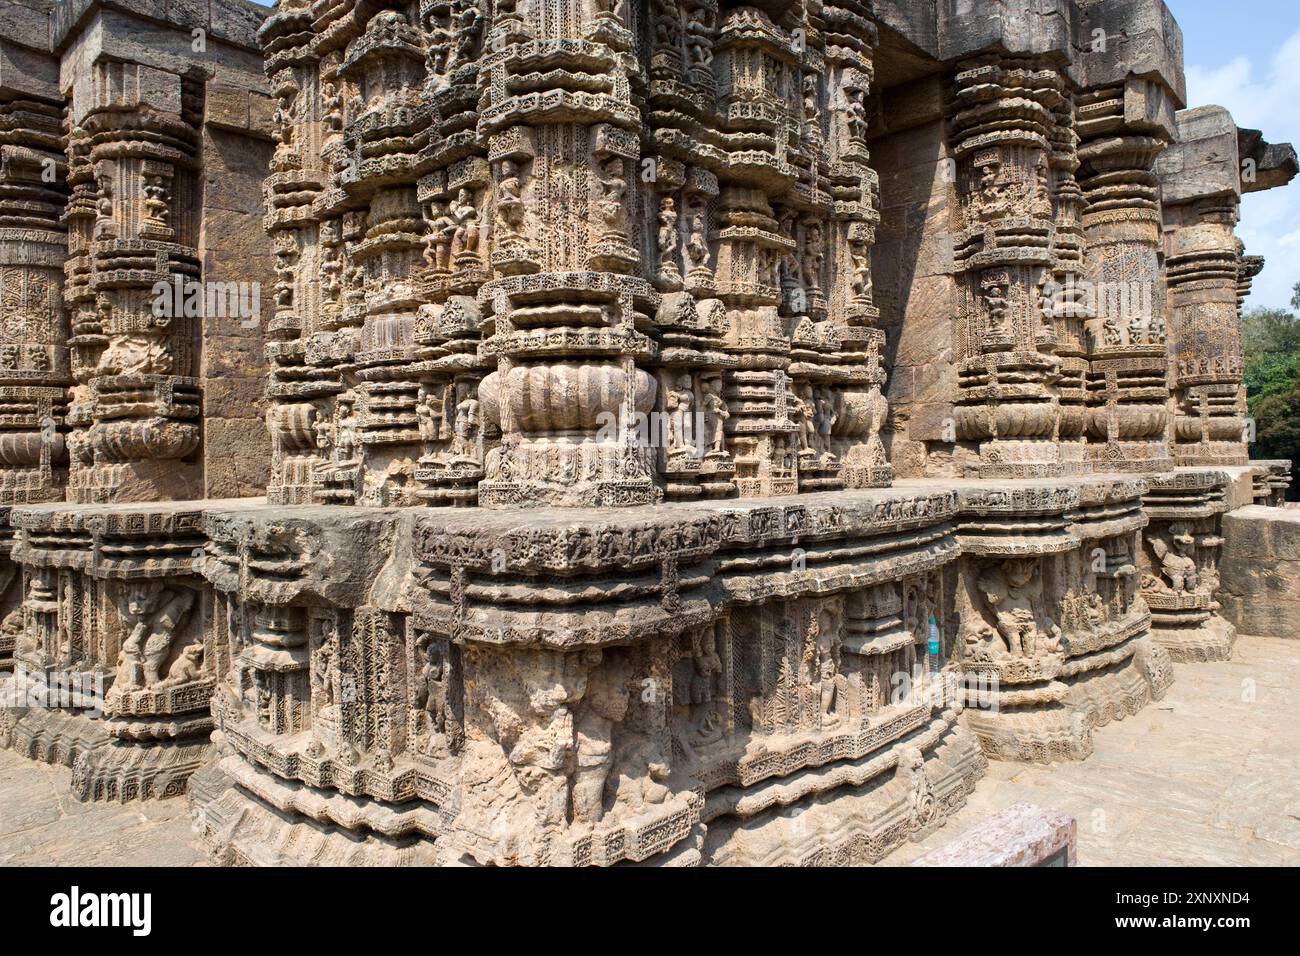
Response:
[[0, 0, 1295, 866]]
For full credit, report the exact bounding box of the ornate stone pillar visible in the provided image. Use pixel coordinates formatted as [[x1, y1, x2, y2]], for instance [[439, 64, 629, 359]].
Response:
[[261, 3, 331, 505], [955, 477, 1172, 762], [1158, 107, 1297, 467], [473, 1, 658, 508], [1044, 85, 1092, 472], [188, 1, 1002, 869], [949, 56, 1075, 478], [0, 2, 276, 799], [0, 35, 69, 672], [645, 2, 891, 499], [1075, 78, 1175, 473], [0, 101, 69, 504], [1160, 109, 1246, 467], [1140, 471, 1235, 661], [808, 4, 891, 491], [66, 61, 204, 502], [0, 502, 218, 799], [645, 0, 735, 501]]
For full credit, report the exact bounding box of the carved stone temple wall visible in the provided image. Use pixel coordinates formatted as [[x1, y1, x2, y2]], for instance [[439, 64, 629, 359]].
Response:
[[0, 0, 1295, 866], [0, 0, 275, 798]]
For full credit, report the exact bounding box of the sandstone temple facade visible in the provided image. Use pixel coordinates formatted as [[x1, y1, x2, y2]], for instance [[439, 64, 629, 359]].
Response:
[[0, 0, 1294, 866]]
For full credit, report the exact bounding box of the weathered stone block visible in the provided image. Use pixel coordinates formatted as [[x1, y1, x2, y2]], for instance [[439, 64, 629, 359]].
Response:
[[1220, 506, 1300, 637]]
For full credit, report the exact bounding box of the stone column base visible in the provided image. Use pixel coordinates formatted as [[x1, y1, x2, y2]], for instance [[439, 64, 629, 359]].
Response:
[[189, 713, 985, 867], [1152, 616, 1236, 662], [960, 636, 1172, 763], [0, 687, 211, 803], [964, 704, 1093, 763], [0, 705, 110, 770], [701, 712, 986, 866], [187, 755, 454, 867], [71, 737, 214, 803], [1062, 640, 1163, 726]]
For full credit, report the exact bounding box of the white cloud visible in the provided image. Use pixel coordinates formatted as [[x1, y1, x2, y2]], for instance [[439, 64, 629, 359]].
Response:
[[1185, 28, 1300, 310]]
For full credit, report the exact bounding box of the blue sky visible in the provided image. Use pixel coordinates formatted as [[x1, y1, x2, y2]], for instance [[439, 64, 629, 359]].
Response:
[[1175, 0, 1300, 311]]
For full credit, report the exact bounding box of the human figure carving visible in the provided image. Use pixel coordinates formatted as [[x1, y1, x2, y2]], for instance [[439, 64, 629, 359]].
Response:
[[802, 222, 824, 290], [803, 74, 819, 128], [1102, 315, 1122, 346], [815, 388, 837, 459], [450, 188, 481, 260], [850, 237, 872, 301], [673, 625, 724, 762], [333, 398, 359, 464], [685, 209, 709, 272], [665, 373, 695, 453], [95, 174, 114, 236], [322, 80, 343, 133], [453, 393, 480, 461], [570, 652, 630, 829], [685, 8, 713, 69], [657, 196, 680, 281], [701, 377, 729, 455], [1127, 310, 1147, 345], [495, 160, 529, 247], [793, 385, 817, 455], [450, 0, 483, 70], [141, 171, 170, 231], [983, 279, 1009, 336], [416, 384, 440, 443], [596, 156, 627, 237], [816, 639, 839, 725], [845, 88, 868, 141], [865, 382, 888, 466], [414, 638, 449, 754], [975, 558, 1055, 658]]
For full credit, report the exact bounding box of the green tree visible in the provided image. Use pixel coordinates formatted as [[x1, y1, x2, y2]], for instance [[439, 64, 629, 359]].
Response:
[[1251, 381, 1300, 474], [1242, 298, 1300, 498], [1241, 305, 1300, 360], [1244, 350, 1300, 402]]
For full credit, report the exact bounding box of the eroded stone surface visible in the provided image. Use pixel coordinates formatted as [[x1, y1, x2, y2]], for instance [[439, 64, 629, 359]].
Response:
[[0, 0, 1295, 868], [4, 634, 1296, 867], [908, 800, 1076, 866], [1220, 506, 1300, 638]]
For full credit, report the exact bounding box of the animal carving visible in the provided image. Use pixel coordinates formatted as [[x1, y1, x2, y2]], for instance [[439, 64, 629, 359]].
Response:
[[157, 641, 205, 688], [116, 582, 196, 689], [1150, 525, 1200, 593]]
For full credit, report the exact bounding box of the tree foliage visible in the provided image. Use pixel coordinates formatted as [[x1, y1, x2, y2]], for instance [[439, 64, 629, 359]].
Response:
[[1242, 284, 1300, 497]]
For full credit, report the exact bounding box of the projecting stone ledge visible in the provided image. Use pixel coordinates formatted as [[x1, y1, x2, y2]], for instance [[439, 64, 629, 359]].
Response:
[[908, 800, 1076, 866], [1219, 505, 1300, 637]]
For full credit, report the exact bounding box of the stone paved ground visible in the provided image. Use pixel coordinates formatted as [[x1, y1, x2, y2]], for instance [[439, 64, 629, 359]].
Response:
[[0, 754, 208, 866], [891, 634, 1300, 866], [0, 635, 1296, 867]]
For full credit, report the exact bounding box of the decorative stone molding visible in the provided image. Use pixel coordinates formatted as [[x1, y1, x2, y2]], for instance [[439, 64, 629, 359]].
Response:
[[1140, 469, 1236, 661], [0, 0, 274, 776], [948, 476, 1170, 761], [0, 0, 1294, 869]]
